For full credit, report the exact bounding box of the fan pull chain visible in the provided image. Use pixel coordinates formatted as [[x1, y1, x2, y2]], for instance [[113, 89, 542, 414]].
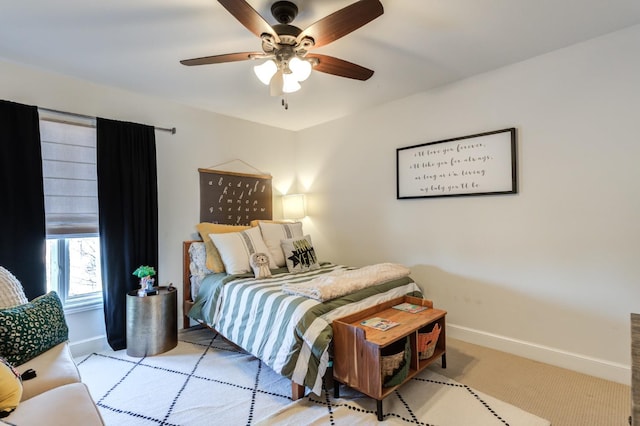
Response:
[[281, 97, 289, 110]]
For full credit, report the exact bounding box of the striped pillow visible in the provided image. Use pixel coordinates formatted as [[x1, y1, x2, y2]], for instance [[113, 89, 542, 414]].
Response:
[[196, 223, 251, 273], [210, 226, 277, 275], [258, 221, 304, 267]]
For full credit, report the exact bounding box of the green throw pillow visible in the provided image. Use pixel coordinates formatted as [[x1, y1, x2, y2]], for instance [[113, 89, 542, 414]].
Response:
[[0, 292, 69, 366]]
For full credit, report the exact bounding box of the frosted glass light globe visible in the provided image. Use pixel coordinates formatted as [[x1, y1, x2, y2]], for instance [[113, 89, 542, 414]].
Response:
[[282, 73, 302, 93], [253, 60, 277, 85], [289, 57, 312, 82]]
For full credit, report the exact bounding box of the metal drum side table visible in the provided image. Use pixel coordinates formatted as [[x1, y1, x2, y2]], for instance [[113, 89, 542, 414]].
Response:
[[126, 286, 178, 357]]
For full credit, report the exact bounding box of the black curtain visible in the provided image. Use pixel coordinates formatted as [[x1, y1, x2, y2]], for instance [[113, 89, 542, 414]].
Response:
[[97, 118, 158, 351], [0, 100, 46, 300]]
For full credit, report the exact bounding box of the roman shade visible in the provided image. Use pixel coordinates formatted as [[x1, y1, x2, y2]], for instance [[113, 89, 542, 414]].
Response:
[[40, 120, 98, 236]]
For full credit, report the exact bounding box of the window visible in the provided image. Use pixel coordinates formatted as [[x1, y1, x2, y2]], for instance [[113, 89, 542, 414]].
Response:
[[45, 237, 102, 309], [40, 115, 102, 311]]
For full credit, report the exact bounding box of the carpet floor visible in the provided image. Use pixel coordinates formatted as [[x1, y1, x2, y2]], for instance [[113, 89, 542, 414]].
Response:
[[77, 327, 550, 425]]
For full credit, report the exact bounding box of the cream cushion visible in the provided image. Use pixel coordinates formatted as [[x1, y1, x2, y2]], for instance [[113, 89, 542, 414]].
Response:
[[249, 219, 293, 227], [0, 266, 28, 308], [210, 226, 277, 274], [17, 342, 81, 401], [7, 383, 104, 425], [258, 221, 304, 267], [196, 223, 250, 273]]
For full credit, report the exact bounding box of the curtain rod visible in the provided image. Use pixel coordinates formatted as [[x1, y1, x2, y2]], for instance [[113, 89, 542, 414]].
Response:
[[38, 107, 177, 135]]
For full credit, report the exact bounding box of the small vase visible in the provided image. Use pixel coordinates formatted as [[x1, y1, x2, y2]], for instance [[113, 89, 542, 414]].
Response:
[[138, 276, 150, 297]]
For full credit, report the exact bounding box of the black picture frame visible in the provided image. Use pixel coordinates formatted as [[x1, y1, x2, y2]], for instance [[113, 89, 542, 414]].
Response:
[[396, 128, 517, 199]]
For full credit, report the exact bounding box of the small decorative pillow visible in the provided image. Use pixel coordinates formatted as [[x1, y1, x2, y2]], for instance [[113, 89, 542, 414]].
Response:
[[0, 267, 28, 309], [196, 223, 251, 273], [250, 253, 272, 279], [0, 291, 69, 366], [0, 356, 22, 418], [210, 226, 277, 275], [188, 242, 212, 299], [281, 234, 320, 274], [258, 221, 304, 267]]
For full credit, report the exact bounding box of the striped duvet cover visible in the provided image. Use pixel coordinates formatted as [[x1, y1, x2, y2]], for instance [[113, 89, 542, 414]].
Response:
[[188, 263, 422, 395]]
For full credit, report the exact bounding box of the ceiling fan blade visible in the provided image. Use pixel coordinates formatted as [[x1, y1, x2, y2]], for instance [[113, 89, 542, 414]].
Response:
[[307, 54, 374, 81], [180, 52, 265, 66], [218, 0, 279, 42], [297, 0, 383, 48]]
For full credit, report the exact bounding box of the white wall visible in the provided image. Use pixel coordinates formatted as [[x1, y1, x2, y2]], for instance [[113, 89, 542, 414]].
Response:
[[2, 24, 638, 383], [296, 24, 640, 384], [0, 59, 297, 355]]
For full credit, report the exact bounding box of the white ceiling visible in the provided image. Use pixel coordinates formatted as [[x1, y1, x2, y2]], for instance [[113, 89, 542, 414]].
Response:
[[1, 0, 640, 131]]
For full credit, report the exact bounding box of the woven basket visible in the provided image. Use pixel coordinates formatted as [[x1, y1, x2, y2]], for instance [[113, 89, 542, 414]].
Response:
[[381, 351, 404, 379], [381, 338, 411, 387], [418, 323, 441, 360]]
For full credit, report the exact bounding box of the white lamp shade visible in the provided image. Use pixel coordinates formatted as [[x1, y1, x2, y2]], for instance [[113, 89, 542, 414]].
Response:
[[289, 57, 312, 82], [282, 194, 306, 219], [282, 73, 301, 93], [254, 60, 277, 85]]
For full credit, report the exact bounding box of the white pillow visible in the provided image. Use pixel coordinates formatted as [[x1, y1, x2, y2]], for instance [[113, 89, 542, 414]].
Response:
[[258, 221, 304, 267], [280, 235, 320, 274], [210, 226, 277, 275], [0, 267, 28, 308]]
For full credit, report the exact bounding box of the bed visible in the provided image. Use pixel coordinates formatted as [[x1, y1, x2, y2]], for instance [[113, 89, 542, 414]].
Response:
[[187, 169, 425, 399], [182, 235, 423, 400]]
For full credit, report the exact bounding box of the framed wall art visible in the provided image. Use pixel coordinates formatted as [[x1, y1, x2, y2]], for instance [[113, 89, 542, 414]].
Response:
[[396, 128, 517, 199]]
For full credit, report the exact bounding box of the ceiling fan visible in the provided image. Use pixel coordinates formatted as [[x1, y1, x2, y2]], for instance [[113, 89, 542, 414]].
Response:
[[180, 0, 384, 107]]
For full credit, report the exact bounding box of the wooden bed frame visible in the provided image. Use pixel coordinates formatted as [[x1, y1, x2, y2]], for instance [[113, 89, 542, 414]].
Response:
[[182, 240, 306, 400]]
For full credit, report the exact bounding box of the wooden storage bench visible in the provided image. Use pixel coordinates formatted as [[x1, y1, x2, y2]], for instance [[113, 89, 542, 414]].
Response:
[[332, 296, 447, 420]]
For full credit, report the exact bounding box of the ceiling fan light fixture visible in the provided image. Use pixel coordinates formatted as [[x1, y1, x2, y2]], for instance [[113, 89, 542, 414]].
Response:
[[181, 0, 384, 107], [282, 72, 302, 93], [254, 59, 278, 85], [289, 56, 312, 82]]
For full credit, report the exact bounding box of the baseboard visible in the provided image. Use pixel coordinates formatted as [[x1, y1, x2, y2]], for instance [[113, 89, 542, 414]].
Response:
[[69, 335, 110, 358], [448, 323, 630, 386], [66, 325, 631, 384]]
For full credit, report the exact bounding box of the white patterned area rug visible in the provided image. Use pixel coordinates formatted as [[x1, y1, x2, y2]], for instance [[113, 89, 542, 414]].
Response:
[[77, 327, 550, 426], [257, 372, 551, 426], [77, 327, 292, 425]]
